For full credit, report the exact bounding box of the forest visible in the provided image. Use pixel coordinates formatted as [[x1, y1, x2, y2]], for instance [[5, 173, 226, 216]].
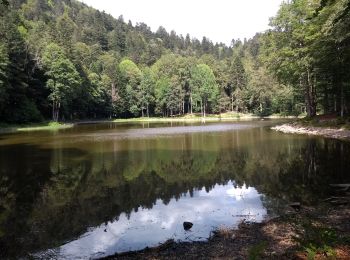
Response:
[[0, 0, 349, 123]]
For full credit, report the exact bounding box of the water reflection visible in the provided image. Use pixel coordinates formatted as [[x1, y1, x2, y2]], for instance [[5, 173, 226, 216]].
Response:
[[45, 183, 265, 259], [0, 121, 350, 258]]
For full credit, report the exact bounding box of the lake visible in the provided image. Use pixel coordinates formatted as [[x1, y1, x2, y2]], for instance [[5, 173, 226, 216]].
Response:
[[0, 120, 349, 259]]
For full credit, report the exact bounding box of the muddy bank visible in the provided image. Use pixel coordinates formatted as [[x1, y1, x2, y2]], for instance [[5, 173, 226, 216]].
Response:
[[272, 123, 350, 140], [102, 202, 350, 259]]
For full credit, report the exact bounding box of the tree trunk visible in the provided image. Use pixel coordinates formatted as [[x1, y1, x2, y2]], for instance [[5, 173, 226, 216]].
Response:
[[341, 83, 344, 118], [231, 94, 234, 112], [57, 102, 60, 121], [52, 101, 60, 122], [52, 101, 55, 121], [304, 70, 316, 117], [190, 95, 193, 114], [203, 100, 206, 118]]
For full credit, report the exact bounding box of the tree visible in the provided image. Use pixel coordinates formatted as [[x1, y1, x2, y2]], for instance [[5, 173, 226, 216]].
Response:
[[118, 59, 142, 116], [2, 0, 349, 122], [228, 54, 246, 112], [190, 64, 218, 117], [265, 0, 320, 117], [139, 67, 155, 117], [0, 0, 8, 6], [0, 43, 9, 115], [42, 43, 81, 121], [98, 53, 119, 116], [55, 10, 77, 54]]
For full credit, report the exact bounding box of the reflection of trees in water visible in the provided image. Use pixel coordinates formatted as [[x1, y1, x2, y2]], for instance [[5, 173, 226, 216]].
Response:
[[0, 144, 57, 258], [0, 137, 350, 257], [244, 139, 350, 204]]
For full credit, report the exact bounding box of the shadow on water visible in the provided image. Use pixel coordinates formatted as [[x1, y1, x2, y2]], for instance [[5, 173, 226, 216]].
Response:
[[0, 123, 349, 258]]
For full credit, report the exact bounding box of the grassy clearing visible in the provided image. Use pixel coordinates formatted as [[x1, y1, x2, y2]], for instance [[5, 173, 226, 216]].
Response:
[[0, 121, 73, 133], [112, 112, 291, 123]]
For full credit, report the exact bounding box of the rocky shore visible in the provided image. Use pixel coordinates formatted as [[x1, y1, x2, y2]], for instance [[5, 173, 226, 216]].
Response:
[[272, 123, 350, 140]]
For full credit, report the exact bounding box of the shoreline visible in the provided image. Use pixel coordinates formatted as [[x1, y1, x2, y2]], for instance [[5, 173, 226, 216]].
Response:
[[272, 122, 350, 140], [102, 202, 350, 259], [0, 122, 74, 134], [0, 114, 297, 133]]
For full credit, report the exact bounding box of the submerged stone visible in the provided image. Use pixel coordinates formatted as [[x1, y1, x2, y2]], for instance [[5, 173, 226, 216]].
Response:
[[183, 222, 193, 230]]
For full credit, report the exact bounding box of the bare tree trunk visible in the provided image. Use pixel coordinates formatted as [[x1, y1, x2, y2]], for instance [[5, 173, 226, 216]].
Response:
[[303, 71, 316, 117], [190, 95, 193, 114], [52, 101, 60, 122], [204, 100, 206, 118], [341, 83, 344, 118], [52, 101, 55, 121], [110, 82, 117, 119], [231, 94, 234, 112], [57, 102, 60, 121]]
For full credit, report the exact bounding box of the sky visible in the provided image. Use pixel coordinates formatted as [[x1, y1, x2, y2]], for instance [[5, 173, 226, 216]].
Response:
[[78, 0, 284, 46]]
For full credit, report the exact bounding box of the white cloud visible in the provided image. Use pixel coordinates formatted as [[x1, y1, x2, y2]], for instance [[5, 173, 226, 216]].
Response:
[[78, 0, 283, 45]]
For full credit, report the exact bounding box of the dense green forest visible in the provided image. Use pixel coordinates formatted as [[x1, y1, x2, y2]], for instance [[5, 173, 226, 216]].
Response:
[[0, 0, 349, 123]]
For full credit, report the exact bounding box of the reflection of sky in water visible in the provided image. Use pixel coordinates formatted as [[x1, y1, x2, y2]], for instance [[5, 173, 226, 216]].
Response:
[[39, 182, 266, 259]]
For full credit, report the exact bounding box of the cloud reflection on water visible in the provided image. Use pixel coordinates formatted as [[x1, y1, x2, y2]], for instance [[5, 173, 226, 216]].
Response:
[[53, 181, 266, 259]]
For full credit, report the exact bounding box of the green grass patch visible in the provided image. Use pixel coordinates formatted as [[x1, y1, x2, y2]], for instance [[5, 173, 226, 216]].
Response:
[[0, 121, 73, 133], [17, 122, 73, 132], [248, 241, 268, 260], [113, 113, 261, 123], [292, 217, 348, 260]]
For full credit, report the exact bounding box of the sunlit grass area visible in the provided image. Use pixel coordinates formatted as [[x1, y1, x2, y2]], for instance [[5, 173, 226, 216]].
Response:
[[0, 121, 73, 133], [112, 113, 298, 123]]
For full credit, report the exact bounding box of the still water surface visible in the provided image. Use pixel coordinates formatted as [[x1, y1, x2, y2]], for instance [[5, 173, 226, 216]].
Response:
[[0, 120, 349, 259]]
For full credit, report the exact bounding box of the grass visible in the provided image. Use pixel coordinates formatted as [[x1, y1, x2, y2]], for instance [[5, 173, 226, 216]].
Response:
[[294, 219, 340, 260], [112, 112, 293, 123], [248, 241, 268, 260], [298, 115, 350, 129], [0, 121, 73, 133]]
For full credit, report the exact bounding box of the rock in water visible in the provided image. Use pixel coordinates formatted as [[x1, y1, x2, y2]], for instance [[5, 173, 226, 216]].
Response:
[[183, 221, 193, 230]]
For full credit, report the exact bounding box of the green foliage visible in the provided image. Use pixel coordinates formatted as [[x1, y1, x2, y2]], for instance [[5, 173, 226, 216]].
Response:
[[0, 43, 9, 108], [293, 218, 342, 260], [118, 59, 142, 116], [1, 0, 349, 122], [0, 0, 8, 6], [190, 64, 219, 115], [248, 241, 267, 260], [11, 98, 43, 123], [42, 43, 81, 121]]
